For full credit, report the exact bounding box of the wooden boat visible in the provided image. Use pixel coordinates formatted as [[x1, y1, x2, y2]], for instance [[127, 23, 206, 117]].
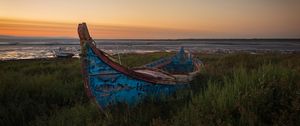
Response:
[[78, 23, 202, 109], [53, 48, 74, 58], [55, 52, 74, 58]]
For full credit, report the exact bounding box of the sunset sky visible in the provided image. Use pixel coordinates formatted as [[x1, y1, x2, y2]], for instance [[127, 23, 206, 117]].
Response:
[[0, 0, 299, 39]]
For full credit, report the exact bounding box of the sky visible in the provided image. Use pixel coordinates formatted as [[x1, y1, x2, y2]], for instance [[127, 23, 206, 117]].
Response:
[[0, 0, 299, 39]]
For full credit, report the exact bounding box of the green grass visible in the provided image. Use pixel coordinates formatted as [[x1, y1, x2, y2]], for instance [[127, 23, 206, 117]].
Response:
[[173, 64, 299, 125], [0, 53, 299, 126], [113, 52, 174, 68]]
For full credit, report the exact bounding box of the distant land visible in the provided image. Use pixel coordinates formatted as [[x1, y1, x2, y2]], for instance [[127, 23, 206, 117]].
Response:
[[0, 35, 299, 46]]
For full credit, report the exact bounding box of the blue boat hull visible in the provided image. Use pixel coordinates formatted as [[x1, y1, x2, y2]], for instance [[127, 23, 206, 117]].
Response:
[[82, 44, 187, 108], [78, 23, 199, 109]]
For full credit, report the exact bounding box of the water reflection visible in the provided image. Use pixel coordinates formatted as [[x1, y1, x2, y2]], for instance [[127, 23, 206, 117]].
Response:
[[0, 46, 80, 60], [0, 40, 299, 60]]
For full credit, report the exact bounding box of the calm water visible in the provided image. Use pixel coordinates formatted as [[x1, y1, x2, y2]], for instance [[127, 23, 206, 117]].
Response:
[[0, 39, 299, 60]]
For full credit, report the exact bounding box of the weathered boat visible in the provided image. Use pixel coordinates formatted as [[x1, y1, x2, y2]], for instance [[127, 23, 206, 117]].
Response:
[[55, 52, 74, 58], [53, 48, 75, 58], [78, 23, 202, 109]]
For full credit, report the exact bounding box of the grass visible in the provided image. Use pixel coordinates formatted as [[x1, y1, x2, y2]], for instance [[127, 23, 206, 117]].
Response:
[[0, 53, 299, 126], [173, 64, 299, 125], [113, 52, 174, 68]]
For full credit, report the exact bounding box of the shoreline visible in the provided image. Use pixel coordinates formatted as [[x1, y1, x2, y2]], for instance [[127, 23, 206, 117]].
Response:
[[1, 51, 299, 62]]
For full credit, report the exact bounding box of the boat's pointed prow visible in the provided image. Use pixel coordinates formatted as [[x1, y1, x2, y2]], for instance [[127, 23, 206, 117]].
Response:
[[78, 23, 92, 46]]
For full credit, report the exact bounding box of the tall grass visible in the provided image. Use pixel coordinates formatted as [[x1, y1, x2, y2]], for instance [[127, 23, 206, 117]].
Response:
[[0, 59, 87, 126], [0, 53, 299, 126], [172, 62, 300, 125]]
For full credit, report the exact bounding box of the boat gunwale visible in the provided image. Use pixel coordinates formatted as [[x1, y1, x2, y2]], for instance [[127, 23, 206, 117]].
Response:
[[84, 40, 180, 85]]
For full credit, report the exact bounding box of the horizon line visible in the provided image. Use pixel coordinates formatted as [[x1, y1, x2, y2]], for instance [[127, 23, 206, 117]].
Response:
[[0, 34, 299, 40]]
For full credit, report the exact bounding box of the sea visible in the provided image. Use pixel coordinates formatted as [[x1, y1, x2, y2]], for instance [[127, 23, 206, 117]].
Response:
[[0, 39, 299, 60]]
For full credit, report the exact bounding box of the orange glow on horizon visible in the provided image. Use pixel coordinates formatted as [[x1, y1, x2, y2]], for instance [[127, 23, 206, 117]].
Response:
[[0, 0, 299, 38], [0, 19, 76, 37], [0, 18, 213, 39]]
